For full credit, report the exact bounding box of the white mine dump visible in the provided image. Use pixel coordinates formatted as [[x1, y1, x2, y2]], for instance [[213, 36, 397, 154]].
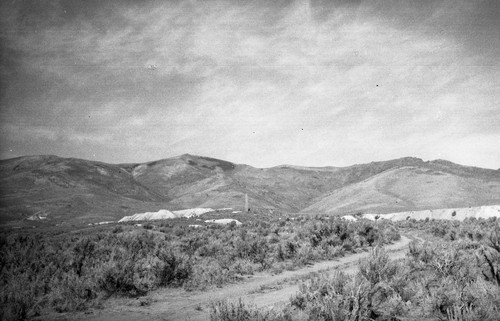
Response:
[[172, 208, 214, 218], [342, 205, 500, 222], [119, 208, 216, 222], [340, 215, 358, 221], [204, 219, 242, 225], [119, 209, 177, 222]]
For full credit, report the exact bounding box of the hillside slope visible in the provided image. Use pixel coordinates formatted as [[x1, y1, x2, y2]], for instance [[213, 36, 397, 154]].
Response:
[[0, 156, 167, 224], [303, 166, 500, 215], [0, 154, 498, 225]]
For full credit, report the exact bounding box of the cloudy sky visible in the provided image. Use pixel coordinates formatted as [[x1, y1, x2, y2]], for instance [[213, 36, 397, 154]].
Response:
[[1, 0, 498, 168]]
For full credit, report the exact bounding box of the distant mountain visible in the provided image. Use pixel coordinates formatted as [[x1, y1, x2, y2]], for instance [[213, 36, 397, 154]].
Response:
[[303, 165, 500, 215], [0, 154, 499, 225], [0, 155, 167, 224]]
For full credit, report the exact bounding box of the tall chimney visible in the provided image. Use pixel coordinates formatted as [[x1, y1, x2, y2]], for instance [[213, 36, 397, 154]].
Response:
[[244, 193, 249, 212]]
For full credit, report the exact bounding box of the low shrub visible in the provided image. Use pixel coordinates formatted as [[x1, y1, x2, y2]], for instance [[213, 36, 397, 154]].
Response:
[[209, 300, 292, 321], [289, 221, 500, 321], [1, 216, 400, 319]]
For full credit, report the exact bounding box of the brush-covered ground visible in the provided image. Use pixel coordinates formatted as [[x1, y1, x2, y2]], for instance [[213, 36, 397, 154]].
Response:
[[2, 211, 499, 321], [0, 211, 399, 321], [209, 217, 500, 321]]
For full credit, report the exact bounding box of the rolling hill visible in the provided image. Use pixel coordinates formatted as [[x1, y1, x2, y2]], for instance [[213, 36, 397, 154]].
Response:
[[0, 154, 499, 225], [302, 165, 500, 215]]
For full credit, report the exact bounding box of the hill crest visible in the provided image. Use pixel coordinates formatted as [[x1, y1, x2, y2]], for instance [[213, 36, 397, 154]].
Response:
[[1, 154, 498, 225]]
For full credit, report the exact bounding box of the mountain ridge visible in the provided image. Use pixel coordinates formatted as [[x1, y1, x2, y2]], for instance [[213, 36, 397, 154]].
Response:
[[1, 154, 498, 225]]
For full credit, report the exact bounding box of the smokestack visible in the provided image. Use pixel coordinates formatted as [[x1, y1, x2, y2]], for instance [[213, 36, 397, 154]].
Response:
[[244, 193, 249, 212]]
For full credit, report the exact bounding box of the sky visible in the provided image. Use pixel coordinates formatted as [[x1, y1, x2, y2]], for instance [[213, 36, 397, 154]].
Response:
[[0, 0, 499, 169]]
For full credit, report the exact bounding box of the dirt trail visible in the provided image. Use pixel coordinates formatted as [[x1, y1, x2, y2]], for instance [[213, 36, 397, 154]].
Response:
[[64, 236, 413, 321]]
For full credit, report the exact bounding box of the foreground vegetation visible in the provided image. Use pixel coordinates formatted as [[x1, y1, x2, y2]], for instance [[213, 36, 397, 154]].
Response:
[[0, 214, 399, 320], [210, 217, 500, 321]]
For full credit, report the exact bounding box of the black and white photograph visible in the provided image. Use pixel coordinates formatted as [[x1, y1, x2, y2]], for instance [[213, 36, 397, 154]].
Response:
[[1, 0, 499, 320]]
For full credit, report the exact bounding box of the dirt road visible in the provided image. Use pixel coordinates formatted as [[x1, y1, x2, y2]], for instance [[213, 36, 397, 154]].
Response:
[[59, 236, 412, 321]]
